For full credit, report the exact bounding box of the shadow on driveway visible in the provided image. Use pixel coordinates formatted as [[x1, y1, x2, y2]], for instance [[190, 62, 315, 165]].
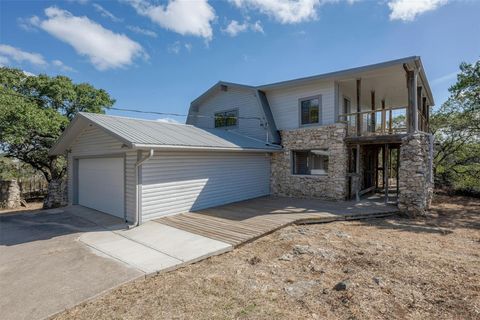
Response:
[[0, 206, 126, 246]]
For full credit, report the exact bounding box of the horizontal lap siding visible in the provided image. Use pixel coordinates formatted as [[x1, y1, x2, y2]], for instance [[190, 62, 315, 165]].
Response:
[[141, 151, 271, 221], [190, 87, 267, 142], [265, 80, 335, 130], [69, 125, 137, 222], [70, 126, 125, 156]]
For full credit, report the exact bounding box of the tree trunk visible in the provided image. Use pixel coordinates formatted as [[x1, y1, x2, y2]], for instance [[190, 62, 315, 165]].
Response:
[[43, 178, 67, 209]]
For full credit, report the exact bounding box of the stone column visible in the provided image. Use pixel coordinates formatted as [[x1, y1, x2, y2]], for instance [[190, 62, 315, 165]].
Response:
[[43, 179, 68, 209], [398, 133, 434, 217], [0, 180, 21, 209]]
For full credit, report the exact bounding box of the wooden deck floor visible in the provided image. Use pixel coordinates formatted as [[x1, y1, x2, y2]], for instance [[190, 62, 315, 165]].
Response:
[[155, 196, 399, 247]]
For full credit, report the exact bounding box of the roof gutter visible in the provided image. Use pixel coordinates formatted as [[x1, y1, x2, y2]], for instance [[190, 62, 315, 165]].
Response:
[[133, 149, 154, 228], [131, 143, 283, 153]]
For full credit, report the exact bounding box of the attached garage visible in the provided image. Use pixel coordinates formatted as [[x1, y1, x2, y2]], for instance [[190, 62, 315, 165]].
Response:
[[77, 157, 124, 218], [50, 112, 281, 224]]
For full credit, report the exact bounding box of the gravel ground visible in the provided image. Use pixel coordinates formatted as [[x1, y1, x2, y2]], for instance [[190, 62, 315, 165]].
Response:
[[55, 195, 480, 320], [0, 201, 43, 215]]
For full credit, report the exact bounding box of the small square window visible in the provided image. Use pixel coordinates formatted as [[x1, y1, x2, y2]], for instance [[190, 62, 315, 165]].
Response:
[[300, 97, 321, 125], [214, 109, 238, 128], [292, 149, 329, 175]]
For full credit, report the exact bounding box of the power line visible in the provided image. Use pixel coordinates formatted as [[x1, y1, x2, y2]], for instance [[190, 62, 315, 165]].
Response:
[[0, 90, 264, 122]]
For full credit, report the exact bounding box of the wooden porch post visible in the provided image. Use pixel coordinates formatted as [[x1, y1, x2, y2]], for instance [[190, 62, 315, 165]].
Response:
[[371, 91, 375, 133], [381, 99, 386, 134], [406, 68, 418, 133], [356, 144, 360, 201], [417, 86, 423, 131], [423, 97, 428, 132], [384, 144, 389, 203], [356, 79, 362, 136]]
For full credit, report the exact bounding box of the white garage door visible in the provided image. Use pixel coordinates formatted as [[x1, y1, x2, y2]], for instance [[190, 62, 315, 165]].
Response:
[[78, 157, 124, 218], [141, 151, 270, 221]]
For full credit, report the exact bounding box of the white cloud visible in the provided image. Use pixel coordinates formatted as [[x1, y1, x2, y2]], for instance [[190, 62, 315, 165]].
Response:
[[52, 59, 76, 72], [167, 41, 181, 54], [431, 71, 458, 85], [127, 0, 215, 40], [126, 25, 157, 38], [184, 43, 193, 52], [0, 44, 47, 67], [222, 19, 264, 36], [0, 56, 10, 65], [231, 0, 322, 24], [93, 3, 123, 22], [157, 117, 180, 124], [388, 0, 449, 21], [33, 7, 145, 70]]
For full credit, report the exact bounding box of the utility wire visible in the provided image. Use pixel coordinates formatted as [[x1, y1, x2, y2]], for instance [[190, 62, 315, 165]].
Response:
[[0, 90, 264, 121]]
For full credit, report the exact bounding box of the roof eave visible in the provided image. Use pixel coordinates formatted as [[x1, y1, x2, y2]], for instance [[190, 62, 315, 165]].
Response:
[[131, 143, 283, 153], [256, 56, 420, 90]]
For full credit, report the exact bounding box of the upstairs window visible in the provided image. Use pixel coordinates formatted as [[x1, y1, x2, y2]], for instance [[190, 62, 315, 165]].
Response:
[[292, 149, 329, 175], [214, 109, 238, 128], [300, 96, 321, 125]]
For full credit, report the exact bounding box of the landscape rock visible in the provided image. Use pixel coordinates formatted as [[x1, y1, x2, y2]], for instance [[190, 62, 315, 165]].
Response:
[[293, 245, 313, 255], [333, 280, 351, 291], [284, 280, 318, 298], [279, 254, 293, 261]]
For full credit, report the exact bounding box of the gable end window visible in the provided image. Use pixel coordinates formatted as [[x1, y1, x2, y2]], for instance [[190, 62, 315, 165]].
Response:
[[214, 109, 238, 128], [292, 149, 329, 175], [300, 96, 321, 125]]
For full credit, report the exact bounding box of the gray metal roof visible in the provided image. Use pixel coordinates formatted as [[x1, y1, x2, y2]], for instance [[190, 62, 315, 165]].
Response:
[[50, 112, 281, 155]]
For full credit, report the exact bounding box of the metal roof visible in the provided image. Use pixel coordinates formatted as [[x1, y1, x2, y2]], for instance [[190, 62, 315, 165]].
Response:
[[50, 112, 282, 155], [190, 56, 434, 106]]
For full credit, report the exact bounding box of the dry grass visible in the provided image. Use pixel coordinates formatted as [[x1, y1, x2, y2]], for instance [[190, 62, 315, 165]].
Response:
[[55, 195, 480, 320]]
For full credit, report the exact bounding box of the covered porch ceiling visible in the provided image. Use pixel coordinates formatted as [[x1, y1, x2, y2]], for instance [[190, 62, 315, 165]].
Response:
[[337, 63, 432, 111]]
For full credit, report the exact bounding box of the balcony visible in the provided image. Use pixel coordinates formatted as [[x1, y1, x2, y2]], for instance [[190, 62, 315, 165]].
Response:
[[339, 106, 429, 139]]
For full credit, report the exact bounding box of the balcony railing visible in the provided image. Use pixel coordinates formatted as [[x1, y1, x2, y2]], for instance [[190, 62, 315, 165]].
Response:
[[339, 106, 408, 137]]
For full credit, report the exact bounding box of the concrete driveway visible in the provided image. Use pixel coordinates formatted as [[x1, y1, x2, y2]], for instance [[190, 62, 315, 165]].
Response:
[[0, 206, 231, 320]]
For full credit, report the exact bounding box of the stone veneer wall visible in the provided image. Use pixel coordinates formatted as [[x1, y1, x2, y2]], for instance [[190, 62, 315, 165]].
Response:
[[0, 180, 21, 209], [398, 133, 434, 217], [271, 123, 348, 200], [43, 179, 68, 208]]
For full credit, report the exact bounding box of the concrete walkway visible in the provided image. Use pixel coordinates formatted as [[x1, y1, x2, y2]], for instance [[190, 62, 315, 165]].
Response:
[[80, 221, 232, 274], [0, 206, 231, 320]]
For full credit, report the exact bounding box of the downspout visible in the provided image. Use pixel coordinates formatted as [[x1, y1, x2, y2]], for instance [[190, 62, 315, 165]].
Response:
[[133, 149, 154, 227]]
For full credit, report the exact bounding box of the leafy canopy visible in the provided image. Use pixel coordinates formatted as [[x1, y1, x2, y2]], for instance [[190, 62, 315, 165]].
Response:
[[0, 67, 115, 182], [431, 60, 480, 195]]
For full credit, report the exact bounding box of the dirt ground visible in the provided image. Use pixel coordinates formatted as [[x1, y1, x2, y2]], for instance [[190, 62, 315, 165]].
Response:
[[0, 201, 43, 215], [55, 195, 480, 320]]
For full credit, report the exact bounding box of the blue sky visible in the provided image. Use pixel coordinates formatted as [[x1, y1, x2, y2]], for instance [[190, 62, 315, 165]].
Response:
[[1, 0, 479, 123]]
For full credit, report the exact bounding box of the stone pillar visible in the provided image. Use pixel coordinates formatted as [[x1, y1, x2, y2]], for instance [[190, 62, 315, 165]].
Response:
[[43, 179, 68, 208], [398, 133, 434, 217], [0, 180, 22, 209]]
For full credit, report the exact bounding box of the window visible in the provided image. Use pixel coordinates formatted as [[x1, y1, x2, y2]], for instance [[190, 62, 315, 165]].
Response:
[[214, 109, 238, 128], [300, 96, 321, 125], [293, 149, 329, 175]]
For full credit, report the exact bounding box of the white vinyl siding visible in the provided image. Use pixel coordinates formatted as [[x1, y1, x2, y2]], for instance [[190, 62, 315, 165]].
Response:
[[67, 125, 137, 222], [70, 125, 125, 156], [189, 87, 267, 141], [264, 80, 335, 130], [140, 151, 271, 221]]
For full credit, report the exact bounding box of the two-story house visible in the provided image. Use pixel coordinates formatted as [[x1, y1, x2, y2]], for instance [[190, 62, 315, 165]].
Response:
[[50, 56, 434, 224]]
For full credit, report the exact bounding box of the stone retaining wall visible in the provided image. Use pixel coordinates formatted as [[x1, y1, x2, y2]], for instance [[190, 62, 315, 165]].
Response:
[[0, 180, 21, 209], [271, 123, 348, 200], [398, 133, 434, 217]]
